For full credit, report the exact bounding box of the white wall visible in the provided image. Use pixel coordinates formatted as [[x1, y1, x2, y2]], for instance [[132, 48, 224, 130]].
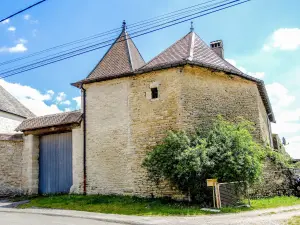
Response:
[[0, 111, 24, 133]]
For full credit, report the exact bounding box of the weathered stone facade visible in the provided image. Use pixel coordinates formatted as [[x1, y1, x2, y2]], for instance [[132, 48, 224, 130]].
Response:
[[70, 124, 84, 194], [22, 134, 39, 195], [180, 66, 271, 145], [0, 135, 23, 196], [84, 65, 272, 197]]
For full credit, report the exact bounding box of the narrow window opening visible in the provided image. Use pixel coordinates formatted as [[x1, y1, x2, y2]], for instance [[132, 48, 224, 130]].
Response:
[[151, 87, 158, 99]]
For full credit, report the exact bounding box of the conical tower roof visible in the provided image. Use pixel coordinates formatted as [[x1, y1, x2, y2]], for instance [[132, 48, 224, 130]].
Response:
[[141, 31, 240, 73], [86, 23, 145, 80]]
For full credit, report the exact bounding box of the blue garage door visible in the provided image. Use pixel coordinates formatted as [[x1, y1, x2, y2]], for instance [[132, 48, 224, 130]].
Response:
[[39, 132, 73, 194]]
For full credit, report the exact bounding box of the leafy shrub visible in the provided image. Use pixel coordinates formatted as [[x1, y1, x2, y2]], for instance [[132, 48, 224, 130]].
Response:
[[143, 116, 266, 202]]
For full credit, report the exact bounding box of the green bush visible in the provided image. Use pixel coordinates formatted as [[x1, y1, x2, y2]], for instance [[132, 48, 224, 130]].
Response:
[[143, 116, 266, 202]]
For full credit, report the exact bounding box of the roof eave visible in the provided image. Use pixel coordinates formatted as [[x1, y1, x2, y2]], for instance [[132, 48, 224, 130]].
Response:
[[71, 60, 276, 123]]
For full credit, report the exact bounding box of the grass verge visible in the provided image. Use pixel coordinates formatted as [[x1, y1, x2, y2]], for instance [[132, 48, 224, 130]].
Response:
[[16, 195, 300, 216], [286, 216, 300, 225]]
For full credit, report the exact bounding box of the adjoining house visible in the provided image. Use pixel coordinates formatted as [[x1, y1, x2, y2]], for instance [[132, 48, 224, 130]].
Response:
[[2, 23, 276, 197], [0, 85, 34, 133], [0, 85, 34, 196]]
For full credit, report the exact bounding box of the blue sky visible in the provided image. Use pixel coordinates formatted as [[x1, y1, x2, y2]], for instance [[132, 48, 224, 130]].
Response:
[[1, 0, 300, 157]]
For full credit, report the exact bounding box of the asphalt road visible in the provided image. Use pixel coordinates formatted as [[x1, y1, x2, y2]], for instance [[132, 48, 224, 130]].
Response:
[[0, 212, 124, 225]]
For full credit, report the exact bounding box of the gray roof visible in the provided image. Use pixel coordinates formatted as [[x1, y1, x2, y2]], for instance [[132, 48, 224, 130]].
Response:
[[16, 110, 82, 131], [0, 85, 35, 118]]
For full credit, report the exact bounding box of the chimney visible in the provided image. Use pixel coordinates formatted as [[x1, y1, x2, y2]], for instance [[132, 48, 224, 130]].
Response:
[[210, 40, 224, 59]]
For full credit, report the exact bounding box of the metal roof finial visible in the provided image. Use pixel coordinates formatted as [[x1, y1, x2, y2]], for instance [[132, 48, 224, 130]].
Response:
[[190, 21, 194, 32], [122, 20, 126, 31]]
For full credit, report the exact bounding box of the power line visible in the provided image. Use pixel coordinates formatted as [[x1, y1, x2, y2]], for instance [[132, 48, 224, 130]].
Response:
[[0, 0, 239, 75], [0, 0, 230, 67], [0, 0, 48, 23], [0, 0, 232, 72], [0, 0, 251, 79]]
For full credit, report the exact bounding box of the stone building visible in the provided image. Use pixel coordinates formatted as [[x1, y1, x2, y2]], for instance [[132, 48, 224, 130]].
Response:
[[2, 24, 276, 197], [0, 85, 34, 196], [0, 85, 34, 133]]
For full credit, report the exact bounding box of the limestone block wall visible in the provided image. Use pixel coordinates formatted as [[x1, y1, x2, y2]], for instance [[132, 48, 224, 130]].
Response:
[[22, 134, 39, 194], [0, 134, 23, 196], [249, 160, 293, 197], [85, 78, 134, 195], [180, 66, 271, 144], [70, 124, 84, 194], [257, 94, 272, 145], [84, 65, 272, 198], [130, 69, 182, 197]]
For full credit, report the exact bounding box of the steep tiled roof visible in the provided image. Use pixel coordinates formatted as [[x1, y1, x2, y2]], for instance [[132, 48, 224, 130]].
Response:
[[0, 85, 35, 118], [82, 28, 145, 82], [141, 31, 241, 73], [71, 29, 275, 123], [16, 110, 82, 131]]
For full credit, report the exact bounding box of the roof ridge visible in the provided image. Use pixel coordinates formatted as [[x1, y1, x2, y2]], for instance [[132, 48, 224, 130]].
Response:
[[141, 32, 192, 69], [24, 110, 81, 121], [187, 32, 195, 61], [124, 31, 133, 71]]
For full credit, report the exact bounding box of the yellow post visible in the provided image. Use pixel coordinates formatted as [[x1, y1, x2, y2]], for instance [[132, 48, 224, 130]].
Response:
[[207, 179, 218, 208]]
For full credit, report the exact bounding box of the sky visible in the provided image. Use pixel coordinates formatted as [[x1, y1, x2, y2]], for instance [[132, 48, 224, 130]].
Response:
[[0, 0, 300, 157]]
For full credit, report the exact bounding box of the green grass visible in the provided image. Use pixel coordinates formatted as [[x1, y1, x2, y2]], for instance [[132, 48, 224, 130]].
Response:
[[17, 195, 300, 216], [286, 216, 300, 225]]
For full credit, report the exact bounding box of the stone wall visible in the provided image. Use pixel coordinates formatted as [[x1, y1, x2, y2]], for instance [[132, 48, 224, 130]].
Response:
[[22, 134, 39, 195], [84, 68, 183, 197], [0, 134, 23, 196], [130, 68, 182, 197], [84, 65, 272, 197], [70, 124, 84, 194], [85, 78, 134, 195], [249, 160, 293, 197], [180, 65, 271, 144]]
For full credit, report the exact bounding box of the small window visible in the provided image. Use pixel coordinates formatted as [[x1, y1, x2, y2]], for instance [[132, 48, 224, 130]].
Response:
[[151, 87, 158, 99]]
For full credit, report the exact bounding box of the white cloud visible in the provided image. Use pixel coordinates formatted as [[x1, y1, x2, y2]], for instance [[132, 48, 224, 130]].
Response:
[[266, 83, 295, 109], [61, 100, 71, 105], [24, 14, 30, 20], [285, 136, 300, 159], [8, 43, 27, 53], [1, 19, 9, 24], [47, 90, 54, 96], [64, 108, 71, 112], [56, 92, 66, 103], [0, 79, 62, 116], [73, 96, 81, 109], [266, 82, 300, 158], [248, 72, 265, 79], [0, 43, 28, 53], [226, 59, 265, 79], [263, 28, 300, 51], [8, 26, 16, 32]]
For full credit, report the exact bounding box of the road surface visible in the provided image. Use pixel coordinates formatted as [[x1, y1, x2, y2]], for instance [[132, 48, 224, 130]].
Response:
[[1, 206, 300, 225], [0, 212, 123, 225]]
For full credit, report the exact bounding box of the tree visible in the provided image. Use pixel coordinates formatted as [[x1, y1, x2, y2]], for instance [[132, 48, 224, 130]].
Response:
[[143, 116, 265, 202], [204, 117, 264, 184]]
